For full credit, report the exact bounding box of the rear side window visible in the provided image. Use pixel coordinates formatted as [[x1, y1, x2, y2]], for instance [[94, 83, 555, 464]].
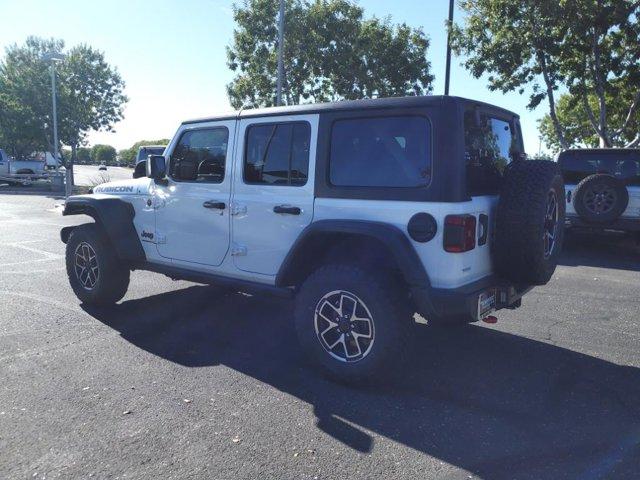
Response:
[[244, 122, 310, 186], [170, 127, 229, 183], [465, 111, 517, 195], [559, 151, 640, 186], [329, 116, 431, 187]]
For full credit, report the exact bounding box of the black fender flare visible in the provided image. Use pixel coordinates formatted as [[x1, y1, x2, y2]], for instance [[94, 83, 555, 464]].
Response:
[[60, 196, 146, 262], [275, 219, 431, 289]]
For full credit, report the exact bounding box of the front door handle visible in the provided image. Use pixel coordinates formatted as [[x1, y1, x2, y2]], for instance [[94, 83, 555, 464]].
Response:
[[203, 200, 226, 210], [273, 205, 301, 215]]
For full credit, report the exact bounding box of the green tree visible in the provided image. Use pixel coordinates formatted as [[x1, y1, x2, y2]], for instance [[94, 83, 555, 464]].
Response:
[[118, 139, 170, 164], [90, 144, 116, 165], [0, 37, 128, 172], [226, 0, 433, 108], [539, 87, 640, 152], [76, 147, 91, 164], [450, 0, 640, 150]]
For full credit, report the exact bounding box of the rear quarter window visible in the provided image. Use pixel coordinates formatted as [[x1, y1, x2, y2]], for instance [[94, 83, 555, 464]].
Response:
[[465, 111, 519, 196], [329, 116, 431, 188]]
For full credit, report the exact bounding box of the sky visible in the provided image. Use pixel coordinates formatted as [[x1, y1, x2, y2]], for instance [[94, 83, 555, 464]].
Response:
[[0, 0, 546, 154]]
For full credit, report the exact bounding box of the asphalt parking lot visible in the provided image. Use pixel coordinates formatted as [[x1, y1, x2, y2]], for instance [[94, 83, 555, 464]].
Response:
[[1, 194, 639, 480]]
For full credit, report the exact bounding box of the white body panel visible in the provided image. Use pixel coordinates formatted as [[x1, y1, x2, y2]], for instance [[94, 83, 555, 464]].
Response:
[[231, 114, 319, 275], [314, 195, 497, 289], [91, 179, 162, 264], [565, 183, 640, 219]]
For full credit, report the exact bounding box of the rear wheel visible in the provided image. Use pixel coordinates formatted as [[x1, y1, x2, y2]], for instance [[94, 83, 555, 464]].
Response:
[[65, 224, 130, 305], [294, 264, 413, 383]]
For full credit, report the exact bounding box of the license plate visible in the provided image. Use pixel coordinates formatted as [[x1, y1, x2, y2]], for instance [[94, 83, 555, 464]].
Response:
[[477, 290, 496, 320]]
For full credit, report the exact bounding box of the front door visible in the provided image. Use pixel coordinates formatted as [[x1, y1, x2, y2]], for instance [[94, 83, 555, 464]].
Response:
[[154, 120, 235, 267], [231, 114, 318, 275]]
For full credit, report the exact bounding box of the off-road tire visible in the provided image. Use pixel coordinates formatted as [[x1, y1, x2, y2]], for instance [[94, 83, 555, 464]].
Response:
[[573, 174, 629, 223], [294, 264, 413, 384], [495, 160, 565, 285], [65, 223, 130, 305]]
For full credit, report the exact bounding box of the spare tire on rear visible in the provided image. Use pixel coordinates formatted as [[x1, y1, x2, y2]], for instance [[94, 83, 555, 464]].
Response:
[[573, 173, 629, 223], [494, 160, 565, 285]]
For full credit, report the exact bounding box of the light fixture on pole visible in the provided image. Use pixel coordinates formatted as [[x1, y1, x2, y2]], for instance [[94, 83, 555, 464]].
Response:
[[42, 52, 67, 195]]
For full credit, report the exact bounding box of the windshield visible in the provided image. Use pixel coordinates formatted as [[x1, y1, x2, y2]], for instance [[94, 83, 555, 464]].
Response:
[[559, 150, 640, 185]]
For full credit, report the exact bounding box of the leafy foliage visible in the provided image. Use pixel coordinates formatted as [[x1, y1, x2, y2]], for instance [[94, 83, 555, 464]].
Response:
[[539, 88, 640, 152], [0, 37, 128, 163], [226, 0, 433, 108], [451, 0, 640, 150], [90, 144, 117, 165]]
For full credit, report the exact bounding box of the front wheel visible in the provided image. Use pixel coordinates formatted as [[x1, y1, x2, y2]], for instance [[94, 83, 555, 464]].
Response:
[[294, 264, 413, 383], [65, 223, 130, 305]]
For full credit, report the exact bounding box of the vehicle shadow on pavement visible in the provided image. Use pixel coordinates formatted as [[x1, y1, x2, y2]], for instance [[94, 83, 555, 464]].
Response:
[[559, 230, 640, 271], [82, 287, 640, 479]]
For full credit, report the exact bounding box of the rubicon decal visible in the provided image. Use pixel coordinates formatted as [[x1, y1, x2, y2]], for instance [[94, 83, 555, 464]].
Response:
[[94, 185, 135, 193]]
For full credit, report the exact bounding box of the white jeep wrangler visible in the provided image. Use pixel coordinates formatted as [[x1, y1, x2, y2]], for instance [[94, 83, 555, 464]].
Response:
[[61, 96, 565, 382]]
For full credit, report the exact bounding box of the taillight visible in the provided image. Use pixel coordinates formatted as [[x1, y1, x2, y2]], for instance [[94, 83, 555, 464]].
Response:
[[443, 215, 476, 253]]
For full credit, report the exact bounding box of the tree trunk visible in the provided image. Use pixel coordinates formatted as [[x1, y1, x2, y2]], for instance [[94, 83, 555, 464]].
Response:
[[625, 133, 640, 148], [538, 51, 568, 150]]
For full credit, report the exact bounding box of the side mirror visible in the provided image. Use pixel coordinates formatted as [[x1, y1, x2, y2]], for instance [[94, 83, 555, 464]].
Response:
[[146, 155, 166, 181]]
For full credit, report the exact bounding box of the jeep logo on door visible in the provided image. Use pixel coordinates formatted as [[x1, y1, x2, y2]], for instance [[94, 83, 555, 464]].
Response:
[[141, 230, 154, 240]]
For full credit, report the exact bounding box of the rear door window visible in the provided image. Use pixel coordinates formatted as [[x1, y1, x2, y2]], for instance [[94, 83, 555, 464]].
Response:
[[329, 116, 431, 188], [465, 111, 517, 195], [244, 122, 310, 186]]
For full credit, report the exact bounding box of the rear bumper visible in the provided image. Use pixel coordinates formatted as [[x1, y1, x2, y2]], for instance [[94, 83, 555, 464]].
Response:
[[566, 214, 640, 232], [411, 276, 533, 323]]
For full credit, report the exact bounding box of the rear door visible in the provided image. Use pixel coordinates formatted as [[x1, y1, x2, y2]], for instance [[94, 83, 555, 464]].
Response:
[[231, 114, 318, 275]]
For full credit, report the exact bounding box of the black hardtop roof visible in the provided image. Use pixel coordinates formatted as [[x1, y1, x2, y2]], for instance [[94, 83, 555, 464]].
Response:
[[181, 95, 520, 125]]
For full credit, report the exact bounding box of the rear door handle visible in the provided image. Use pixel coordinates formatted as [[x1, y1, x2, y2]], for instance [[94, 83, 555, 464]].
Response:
[[203, 201, 226, 210], [273, 205, 301, 215]]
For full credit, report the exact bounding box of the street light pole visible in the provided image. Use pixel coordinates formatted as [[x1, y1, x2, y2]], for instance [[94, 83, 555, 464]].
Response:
[[50, 63, 60, 171], [42, 52, 67, 195], [276, 0, 285, 106], [444, 0, 454, 96]]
